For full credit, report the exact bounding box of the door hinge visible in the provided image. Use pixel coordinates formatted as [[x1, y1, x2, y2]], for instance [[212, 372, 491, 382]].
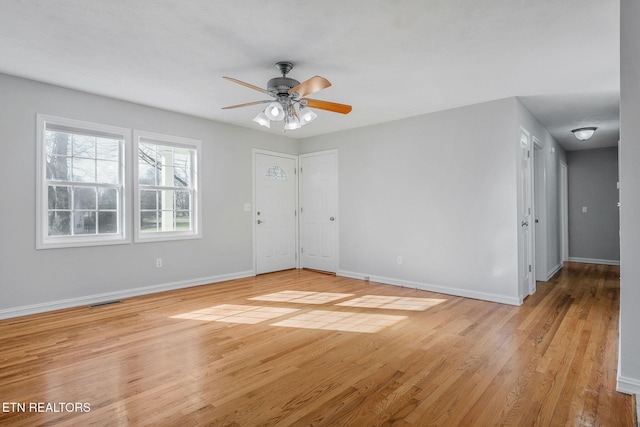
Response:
[[301, 247, 304, 253], [527, 150, 531, 158], [295, 252, 297, 260], [300, 207, 303, 213], [529, 265, 532, 272], [295, 210, 297, 217], [300, 167, 303, 173]]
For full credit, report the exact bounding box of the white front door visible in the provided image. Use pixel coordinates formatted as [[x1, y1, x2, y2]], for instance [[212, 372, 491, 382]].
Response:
[[300, 150, 338, 273], [519, 130, 535, 298], [254, 151, 297, 274]]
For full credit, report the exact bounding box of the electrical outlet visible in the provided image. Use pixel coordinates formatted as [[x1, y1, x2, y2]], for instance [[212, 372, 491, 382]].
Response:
[[397, 256, 403, 265], [156, 258, 162, 268], [582, 207, 588, 213]]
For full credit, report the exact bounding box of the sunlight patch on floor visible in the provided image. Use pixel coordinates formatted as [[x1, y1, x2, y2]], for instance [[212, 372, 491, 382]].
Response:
[[248, 290, 354, 305], [171, 304, 299, 324], [336, 295, 446, 311], [271, 310, 407, 333]]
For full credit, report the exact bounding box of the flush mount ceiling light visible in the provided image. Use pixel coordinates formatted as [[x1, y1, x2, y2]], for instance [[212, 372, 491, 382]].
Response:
[[571, 127, 598, 141], [222, 62, 352, 131]]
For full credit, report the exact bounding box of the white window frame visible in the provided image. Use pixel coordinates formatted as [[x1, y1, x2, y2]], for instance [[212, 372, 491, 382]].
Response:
[[36, 114, 131, 249], [133, 130, 202, 243]]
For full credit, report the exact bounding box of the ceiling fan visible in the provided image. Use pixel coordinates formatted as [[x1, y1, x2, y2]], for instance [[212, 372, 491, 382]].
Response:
[[222, 61, 352, 131]]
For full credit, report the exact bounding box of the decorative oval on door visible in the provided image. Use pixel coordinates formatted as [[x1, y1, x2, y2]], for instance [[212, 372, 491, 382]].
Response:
[[266, 166, 287, 180]]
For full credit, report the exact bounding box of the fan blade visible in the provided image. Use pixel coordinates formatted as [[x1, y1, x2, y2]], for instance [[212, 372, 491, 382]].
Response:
[[302, 98, 352, 114], [222, 100, 272, 110], [222, 76, 270, 94], [289, 76, 331, 98]]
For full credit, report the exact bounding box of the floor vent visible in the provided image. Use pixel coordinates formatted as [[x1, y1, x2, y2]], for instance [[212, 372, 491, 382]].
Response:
[[89, 300, 122, 308]]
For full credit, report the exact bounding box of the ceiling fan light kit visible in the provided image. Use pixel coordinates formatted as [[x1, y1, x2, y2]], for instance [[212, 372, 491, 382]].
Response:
[[253, 111, 270, 128], [222, 61, 352, 131], [264, 102, 285, 121]]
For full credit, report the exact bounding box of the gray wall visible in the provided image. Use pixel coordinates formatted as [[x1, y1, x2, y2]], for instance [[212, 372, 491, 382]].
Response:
[[618, 0, 640, 396], [0, 73, 298, 316], [300, 98, 522, 305], [0, 72, 568, 316], [566, 147, 620, 263]]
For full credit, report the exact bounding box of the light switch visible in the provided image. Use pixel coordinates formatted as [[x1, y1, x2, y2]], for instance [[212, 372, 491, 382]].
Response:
[[582, 206, 588, 213], [244, 203, 251, 212]]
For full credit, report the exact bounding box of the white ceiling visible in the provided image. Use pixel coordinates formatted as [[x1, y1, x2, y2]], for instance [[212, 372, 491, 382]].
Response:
[[0, 0, 619, 150]]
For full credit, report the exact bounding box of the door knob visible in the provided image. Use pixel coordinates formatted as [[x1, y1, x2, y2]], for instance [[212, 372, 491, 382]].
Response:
[[330, 217, 335, 221], [257, 219, 264, 224]]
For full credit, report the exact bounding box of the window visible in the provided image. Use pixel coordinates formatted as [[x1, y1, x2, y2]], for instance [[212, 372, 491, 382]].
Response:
[[266, 166, 288, 180], [36, 115, 129, 249], [134, 130, 201, 242]]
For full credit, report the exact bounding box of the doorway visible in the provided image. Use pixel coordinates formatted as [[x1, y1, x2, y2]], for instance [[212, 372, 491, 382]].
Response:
[[253, 150, 298, 274], [533, 139, 546, 281], [299, 150, 338, 273], [518, 128, 535, 300]]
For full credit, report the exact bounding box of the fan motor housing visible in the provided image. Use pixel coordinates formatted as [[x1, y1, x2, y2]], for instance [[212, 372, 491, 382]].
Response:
[[267, 77, 300, 97]]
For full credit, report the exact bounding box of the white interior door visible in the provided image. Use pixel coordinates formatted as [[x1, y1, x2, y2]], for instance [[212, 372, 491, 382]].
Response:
[[300, 150, 338, 273], [254, 151, 297, 274], [519, 130, 535, 297]]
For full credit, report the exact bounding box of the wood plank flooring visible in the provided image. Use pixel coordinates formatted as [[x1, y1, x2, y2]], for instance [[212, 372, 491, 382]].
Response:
[[0, 262, 635, 426]]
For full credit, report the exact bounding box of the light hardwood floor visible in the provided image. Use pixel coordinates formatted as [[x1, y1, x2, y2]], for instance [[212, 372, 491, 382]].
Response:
[[0, 262, 635, 426]]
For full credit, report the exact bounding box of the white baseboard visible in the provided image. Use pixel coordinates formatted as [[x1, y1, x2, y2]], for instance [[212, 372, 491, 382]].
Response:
[[0, 270, 255, 320], [617, 375, 640, 395], [568, 257, 620, 266], [545, 262, 563, 280], [617, 376, 640, 425], [337, 270, 521, 306]]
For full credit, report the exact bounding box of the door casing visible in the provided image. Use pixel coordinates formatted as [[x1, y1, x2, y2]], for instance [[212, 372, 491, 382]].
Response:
[[253, 149, 299, 274], [299, 149, 339, 273]]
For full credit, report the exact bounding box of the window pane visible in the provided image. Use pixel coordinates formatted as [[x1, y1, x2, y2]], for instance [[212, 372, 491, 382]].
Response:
[[73, 158, 96, 182], [266, 166, 287, 180], [138, 143, 157, 163], [159, 189, 174, 210], [138, 162, 157, 185], [96, 138, 120, 161], [48, 185, 71, 209], [46, 130, 72, 156], [74, 187, 97, 209], [173, 167, 189, 187], [175, 191, 190, 210], [157, 146, 173, 166], [174, 149, 191, 187], [140, 190, 158, 210], [98, 188, 118, 210], [140, 211, 158, 232], [98, 212, 118, 234], [48, 211, 71, 236], [72, 135, 96, 158], [160, 210, 173, 231], [47, 155, 71, 180], [176, 211, 191, 230], [174, 148, 191, 167], [74, 211, 96, 234], [97, 160, 119, 184]]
